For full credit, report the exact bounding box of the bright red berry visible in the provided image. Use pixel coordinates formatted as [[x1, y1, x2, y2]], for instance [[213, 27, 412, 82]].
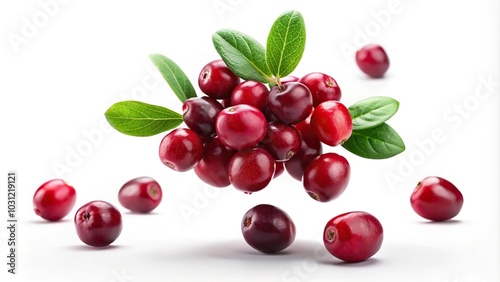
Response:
[[410, 176, 464, 221], [118, 177, 162, 213], [303, 153, 350, 202], [215, 104, 267, 150], [158, 128, 204, 172], [324, 211, 383, 262], [33, 179, 76, 221], [299, 72, 341, 106], [198, 60, 240, 99], [355, 44, 390, 78], [228, 148, 275, 194], [311, 101, 352, 147], [230, 80, 269, 112]]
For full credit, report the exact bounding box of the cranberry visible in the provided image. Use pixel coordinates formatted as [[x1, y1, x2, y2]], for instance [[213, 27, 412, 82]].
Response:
[[285, 114, 323, 181], [280, 76, 299, 84], [159, 128, 204, 172], [274, 161, 284, 179], [260, 121, 301, 162], [74, 200, 122, 247], [194, 137, 237, 188], [241, 204, 296, 253], [355, 44, 390, 78], [228, 148, 275, 194], [311, 101, 352, 146], [299, 72, 341, 107], [410, 176, 464, 221], [303, 153, 350, 202], [182, 97, 223, 137], [268, 82, 313, 125], [324, 211, 383, 262], [215, 104, 267, 150], [220, 98, 232, 108], [118, 177, 162, 213], [33, 179, 76, 221], [198, 60, 240, 99], [230, 80, 269, 111]]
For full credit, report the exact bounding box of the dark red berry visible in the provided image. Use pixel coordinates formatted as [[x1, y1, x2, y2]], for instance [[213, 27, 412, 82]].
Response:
[[303, 153, 350, 202], [241, 204, 296, 253], [355, 44, 390, 78], [215, 104, 267, 150], [324, 211, 383, 262], [268, 82, 313, 125], [274, 161, 284, 179], [299, 72, 341, 107], [159, 128, 204, 172], [260, 121, 301, 162], [311, 101, 352, 146], [410, 176, 464, 221], [198, 60, 240, 99], [285, 114, 323, 181], [194, 137, 237, 188], [182, 97, 223, 137], [74, 200, 122, 247], [118, 177, 162, 213], [33, 179, 76, 221], [228, 148, 275, 194], [230, 80, 269, 111]]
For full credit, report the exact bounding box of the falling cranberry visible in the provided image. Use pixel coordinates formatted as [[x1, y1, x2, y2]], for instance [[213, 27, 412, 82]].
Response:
[[355, 44, 390, 78], [74, 200, 122, 247], [410, 176, 464, 221], [33, 179, 76, 221], [324, 211, 383, 262], [118, 177, 162, 213], [241, 204, 296, 253]]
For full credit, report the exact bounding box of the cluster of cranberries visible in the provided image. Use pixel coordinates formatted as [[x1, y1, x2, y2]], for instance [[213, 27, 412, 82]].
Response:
[[32, 44, 464, 263], [159, 59, 352, 204]]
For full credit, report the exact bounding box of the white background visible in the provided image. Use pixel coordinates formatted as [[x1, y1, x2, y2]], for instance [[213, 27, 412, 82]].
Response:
[[1, 0, 499, 281]]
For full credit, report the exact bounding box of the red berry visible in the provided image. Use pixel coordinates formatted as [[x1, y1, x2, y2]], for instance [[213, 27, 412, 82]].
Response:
[[311, 101, 352, 146], [299, 72, 341, 106], [280, 76, 299, 84], [74, 200, 122, 247], [194, 137, 237, 188], [303, 153, 350, 202], [260, 121, 301, 162], [228, 148, 275, 194], [410, 176, 464, 221], [285, 114, 323, 181], [159, 128, 204, 172], [118, 177, 162, 213], [324, 211, 383, 262], [33, 179, 76, 221], [241, 204, 296, 253], [182, 97, 223, 137], [268, 82, 313, 125], [230, 80, 269, 111], [355, 44, 390, 78], [274, 161, 285, 179], [198, 60, 240, 99], [215, 104, 267, 150]]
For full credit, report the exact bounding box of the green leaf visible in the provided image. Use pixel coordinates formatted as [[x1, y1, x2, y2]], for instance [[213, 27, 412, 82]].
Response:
[[342, 123, 405, 159], [349, 96, 400, 130], [266, 10, 306, 79], [212, 29, 273, 83], [104, 101, 183, 137], [149, 54, 196, 102]]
